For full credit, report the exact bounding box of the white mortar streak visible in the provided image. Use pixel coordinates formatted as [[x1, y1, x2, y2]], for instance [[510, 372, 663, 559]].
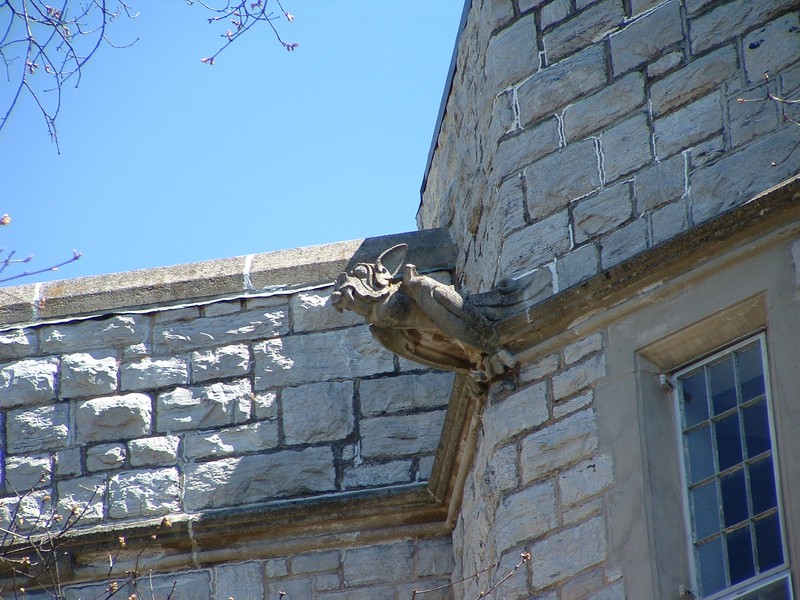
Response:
[[593, 137, 606, 187], [547, 259, 560, 294], [31, 283, 43, 321], [187, 517, 201, 567], [243, 254, 254, 290], [556, 110, 567, 148]]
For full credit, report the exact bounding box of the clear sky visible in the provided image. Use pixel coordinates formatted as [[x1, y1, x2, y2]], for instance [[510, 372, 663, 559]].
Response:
[[1, 1, 464, 285]]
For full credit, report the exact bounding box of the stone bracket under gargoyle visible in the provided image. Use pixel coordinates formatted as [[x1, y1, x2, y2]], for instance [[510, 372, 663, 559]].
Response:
[[331, 243, 552, 385]]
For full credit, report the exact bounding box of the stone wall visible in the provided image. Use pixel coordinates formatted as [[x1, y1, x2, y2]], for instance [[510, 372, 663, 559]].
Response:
[[419, 0, 800, 294], [0, 233, 457, 599]]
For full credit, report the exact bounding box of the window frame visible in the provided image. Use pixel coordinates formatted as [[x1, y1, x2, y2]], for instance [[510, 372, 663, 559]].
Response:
[[671, 333, 793, 600]]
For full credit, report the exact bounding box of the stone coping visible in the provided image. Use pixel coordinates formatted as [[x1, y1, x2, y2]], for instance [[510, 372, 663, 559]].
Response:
[[0, 228, 455, 328]]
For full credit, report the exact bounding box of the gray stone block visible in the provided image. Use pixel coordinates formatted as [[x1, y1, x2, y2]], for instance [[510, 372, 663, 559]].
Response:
[[129, 435, 180, 467], [553, 353, 608, 399], [4, 454, 51, 491], [40, 315, 148, 354], [600, 217, 649, 268], [650, 44, 737, 116], [494, 481, 557, 554], [541, 0, 571, 30], [564, 333, 605, 365], [0, 328, 35, 361], [343, 542, 415, 586], [563, 72, 646, 142], [291, 288, 362, 333], [184, 448, 335, 510], [743, 13, 800, 83], [500, 209, 571, 276], [359, 372, 453, 416], [529, 516, 608, 588], [610, 0, 682, 75], [56, 476, 105, 524], [556, 243, 600, 290], [728, 85, 781, 149], [60, 351, 118, 399], [0, 357, 58, 408], [283, 381, 354, 444], [654, 93, 724, 159], [573, 183, 633, 243], [214, 562, 264, 600], [360, 411, 446, 459], [651, 198, 689, 245], [517, 44, 608, 127], [343, 460, 413, 489], [558, 453, 614, 507], [544, 0, 624, 63], [690, 0, 790, 55], [76, 393, 152, 443], [634, 153, 686, 212], [86, 443, 126, 472], [600, 112, 652, 182], [121, 356, 188, 391], [486, 12, 538, 91], [483, 382, 548, 450], [156, 379, 251, 433], [183, 421, 280, 460], [493, 118, 561, 177], [647, 51, 683, 80], [108, 468, 181, 519], [190, 344, 250, 383], [253, 326, 394, 389], [7, 404, 69, 453]]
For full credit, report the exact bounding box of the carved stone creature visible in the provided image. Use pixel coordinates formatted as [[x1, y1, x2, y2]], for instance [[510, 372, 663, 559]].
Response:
[[331, 244, 518, 381]]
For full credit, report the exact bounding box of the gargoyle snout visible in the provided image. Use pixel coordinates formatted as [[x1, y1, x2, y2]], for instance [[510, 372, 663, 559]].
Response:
[[330, 287, 354, 312]]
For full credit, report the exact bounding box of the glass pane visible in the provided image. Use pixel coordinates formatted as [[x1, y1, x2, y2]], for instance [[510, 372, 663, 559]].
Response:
[[727, 526, 755, 584], [716, 413, 743, 471], [681, 370, 709, 427], [698, 537, 726, 596], [710, 357, 737, 414], [750, 457, 778, 515], [739, 575, 792, 600], [755, 513, 784, 572], [687, 426, 715, 483], [743, 400, 771, 458], [692, 481, 721, 540], [737, 344, 765, 403], [721, 469, 749, 528]]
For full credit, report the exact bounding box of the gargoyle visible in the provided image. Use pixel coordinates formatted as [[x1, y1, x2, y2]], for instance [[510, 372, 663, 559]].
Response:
[[331, 244, 521, 380]]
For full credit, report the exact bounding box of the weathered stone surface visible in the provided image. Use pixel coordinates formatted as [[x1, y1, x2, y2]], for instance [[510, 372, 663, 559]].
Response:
[[214, 562, 264, 600], [7, 404, 69, 453], [343, 542, 415, 586], [360, 372, 453, 416], [108, 468, 181, 519], [520, 409, 600, 483], [343, 460, 412, 488], [484, 382, 548, 449], [573, 184, 632, 243], [5, 454, 51, 490], [654, 93, 723, 159], [556, 243, 600, 290], [254, 391, 278, 420], [0, 491, 52, 534], [526, 140, 601, 220], [155, 307, 288, 353], [253, 326, 395, 389], [600, 217, 649, 268], [493, 481, 557, 553], [190, 344, 250, 382], [553, 352, 607, 400], [484, 443, 520, 495], [493, 118, 561, 177], [728, 86, 781, 149], [651, 198, 689, 244], [121, 356, 189, 391], [76, 394, 152, 443], [519, 353, 560, 384], [650, 45, 737, 116], [600, 112, 652, 182], [517, 45, 608, 126], [486, 12, 538, 91], [291, 289, 362, 333], [530, 517, 607, 588], [500, 210, 571, 275], [86, 443, 126, 471], [55, 447, 82, 477], [544, 0, 624, 63], [647, 51, 683, 80], [610, 0, 682, 75], [541, 0, 570, 29], [183, 421, 280, 460], [558, 453, 614, 507], [360, 411, 446, 459], [743, 14, 800, 83], [40, 315, 148, 354], [203, 300, 240, 317], [156, 379, 250, 432], [129, 435, 180, 467], [554, 390, 595, 419], [184, 448, 335, 510], [634, 153, 685, 212], [563, 333, 604, 366], [56, 476, 105, 523], [689, 0, 790, 55], [0, 328, 35, 360], [563, 72, 646, 142], [492, 175, 527, 240], [60, 351, 118, 399], [0, 357, 57, 407], [283, 381, 354, 444]]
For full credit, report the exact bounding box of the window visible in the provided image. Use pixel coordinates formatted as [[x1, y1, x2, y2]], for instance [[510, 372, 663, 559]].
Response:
[[674, 336, 792, 599]]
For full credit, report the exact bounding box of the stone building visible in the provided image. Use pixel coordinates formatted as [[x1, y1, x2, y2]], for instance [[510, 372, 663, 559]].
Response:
[[1, 0, 799, 598]]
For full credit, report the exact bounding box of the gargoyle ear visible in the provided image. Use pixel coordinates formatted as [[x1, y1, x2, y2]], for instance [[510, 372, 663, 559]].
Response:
[[376, 244, 408, 277]]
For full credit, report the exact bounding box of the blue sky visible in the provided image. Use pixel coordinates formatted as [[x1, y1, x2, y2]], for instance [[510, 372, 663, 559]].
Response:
[[1, 2, 464, 284]]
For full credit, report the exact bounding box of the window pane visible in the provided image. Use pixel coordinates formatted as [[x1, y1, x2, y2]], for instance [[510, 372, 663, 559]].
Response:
[[726, 526, 755, 584], [755, 513, 784, 572], [698, 537, 726, 596], [692, 481, 721, 540], [743, 400, 771, 458], [737, 344, 765, 403], [739, 575, 792, 600], [687, 426, 715, 483], [721, 469, 749, 528], [716, 413, 743, 471], [710, 357, 737, 414], [750, 457, 778, 515], [681, 370, 709, 427]]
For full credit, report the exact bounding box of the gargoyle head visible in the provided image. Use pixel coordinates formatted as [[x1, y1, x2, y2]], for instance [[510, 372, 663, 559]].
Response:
[[330, 244, 408, 317]]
